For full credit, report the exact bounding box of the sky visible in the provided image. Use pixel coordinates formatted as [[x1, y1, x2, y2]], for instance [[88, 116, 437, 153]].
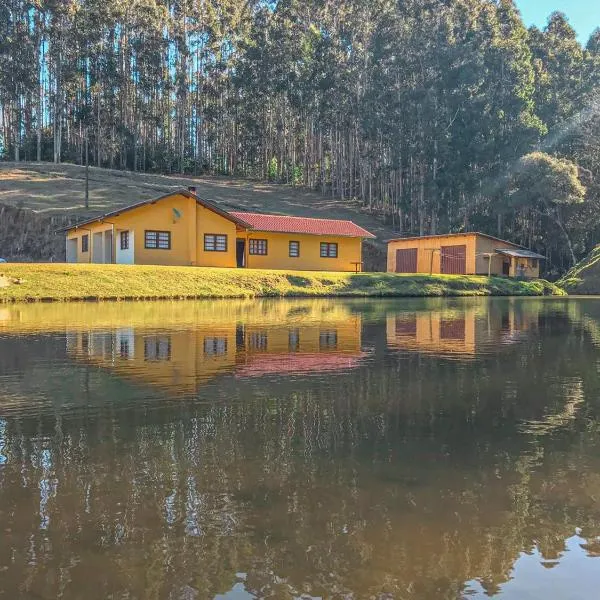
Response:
[[515, 0, 600, 44]]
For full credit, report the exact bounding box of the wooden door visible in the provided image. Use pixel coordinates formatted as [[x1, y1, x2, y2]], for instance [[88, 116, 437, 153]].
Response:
[[441, 245, 466, 275], [395, 248, 418, 273], [236, 239, 246, 268]]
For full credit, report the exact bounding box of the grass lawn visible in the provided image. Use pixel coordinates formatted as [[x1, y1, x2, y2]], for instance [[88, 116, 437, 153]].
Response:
[[0, 263, 565, 303]]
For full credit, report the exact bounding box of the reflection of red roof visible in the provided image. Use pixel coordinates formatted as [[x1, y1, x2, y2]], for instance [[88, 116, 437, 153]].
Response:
[[229, 212, 376, 239], [236, 352, 367, 377]]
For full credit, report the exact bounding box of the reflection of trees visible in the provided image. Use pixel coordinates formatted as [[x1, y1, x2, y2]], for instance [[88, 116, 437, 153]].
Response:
[[2, 396, 600, 598], [0, 299, 599, 598]]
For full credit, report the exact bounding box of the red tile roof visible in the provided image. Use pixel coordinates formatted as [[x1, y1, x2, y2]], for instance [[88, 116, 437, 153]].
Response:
[[235, 352, 368, 377], [230, 212, 376, 238]]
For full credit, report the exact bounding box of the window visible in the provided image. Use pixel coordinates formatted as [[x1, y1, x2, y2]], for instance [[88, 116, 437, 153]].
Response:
[[319, 330, 338, 349], [289, 329, 300, 352], [81, 234, 89, 253], [120, 231, 129, 251], [249, 332, 268, 351], [119, 338, 130, 358], [145, 230, 171, 250], [236, 325, 246, 350], [320, 242, 338, 258], [144, 336, 171, 361], [289, 241, 300, 258], [204, 234, 228, 252], [204, 337, 228, 356], [249, 239, 268, 255], [81, 333, 89, 354]]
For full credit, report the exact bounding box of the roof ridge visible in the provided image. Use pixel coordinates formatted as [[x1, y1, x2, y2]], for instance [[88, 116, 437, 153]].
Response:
[[230, 210, 360, 224]]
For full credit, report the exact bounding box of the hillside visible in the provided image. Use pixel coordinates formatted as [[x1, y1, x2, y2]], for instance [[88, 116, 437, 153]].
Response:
[[0, 161, 393, 268], [558, 245, 600, 294]]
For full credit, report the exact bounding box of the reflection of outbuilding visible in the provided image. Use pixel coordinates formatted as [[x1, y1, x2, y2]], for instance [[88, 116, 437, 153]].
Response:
[[387, 310, 478, 356], [386, 302, 542, 358], [387, 232, 545, 278]]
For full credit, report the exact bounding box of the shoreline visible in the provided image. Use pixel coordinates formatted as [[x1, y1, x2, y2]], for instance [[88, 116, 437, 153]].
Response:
[[0, 264, 565, 303]]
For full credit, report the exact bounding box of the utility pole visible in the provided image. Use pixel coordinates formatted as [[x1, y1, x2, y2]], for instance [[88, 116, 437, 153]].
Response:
[[85, 130, 89, 210]]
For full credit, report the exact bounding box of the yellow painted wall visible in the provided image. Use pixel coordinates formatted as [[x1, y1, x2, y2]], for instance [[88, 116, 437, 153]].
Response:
[[67, 225, 110, 264], [476, 236, 540, 278], [242, 232, 363, 272], [196, 205, 238, 267], [387, 234, 478, 274], [66, 194, 242, 267]]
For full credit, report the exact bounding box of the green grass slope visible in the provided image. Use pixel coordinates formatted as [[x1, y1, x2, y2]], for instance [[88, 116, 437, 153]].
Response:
[[558, 245, 600, 294], [0, 264, 565, 303]]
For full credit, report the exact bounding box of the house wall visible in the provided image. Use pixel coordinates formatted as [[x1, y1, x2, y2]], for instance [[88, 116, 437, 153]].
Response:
[[475, 236, 540, 278], [66, 194, 239, 267], [195, 205, 238, 268], [243, 231, 363, 272], [113, 194, 196, 266], [387, 235, 478, 274]]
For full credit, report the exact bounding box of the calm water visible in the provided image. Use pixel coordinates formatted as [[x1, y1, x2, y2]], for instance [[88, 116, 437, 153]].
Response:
[[0, 297, 599, 600]]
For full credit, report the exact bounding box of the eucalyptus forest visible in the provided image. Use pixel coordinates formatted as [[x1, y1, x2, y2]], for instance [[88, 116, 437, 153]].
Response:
[[1, 0, 600, 272]]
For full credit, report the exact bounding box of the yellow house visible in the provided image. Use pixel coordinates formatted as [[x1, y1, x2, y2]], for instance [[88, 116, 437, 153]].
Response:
[[64, 189, 375, 272], [387, 232, 544, 278]]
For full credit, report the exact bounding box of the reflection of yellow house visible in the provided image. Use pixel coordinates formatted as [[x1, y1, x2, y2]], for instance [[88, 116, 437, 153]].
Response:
[[387, 233, 544, 278], [386, 303, 542, 358], [63, 189, 375, 272], [33, 300, 366, 394], [66, 326, 237, 394]]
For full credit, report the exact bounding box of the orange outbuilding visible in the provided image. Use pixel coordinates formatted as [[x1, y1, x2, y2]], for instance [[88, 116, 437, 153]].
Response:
[[387, 232, 544, 278]]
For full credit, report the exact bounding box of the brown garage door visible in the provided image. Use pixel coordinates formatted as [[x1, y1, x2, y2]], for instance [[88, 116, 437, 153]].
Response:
[[395, 248, 418, 273], [441, 245, 466, 274]]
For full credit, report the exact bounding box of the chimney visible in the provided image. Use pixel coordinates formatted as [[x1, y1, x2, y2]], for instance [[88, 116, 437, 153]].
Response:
[[188, 186, 197, 194]]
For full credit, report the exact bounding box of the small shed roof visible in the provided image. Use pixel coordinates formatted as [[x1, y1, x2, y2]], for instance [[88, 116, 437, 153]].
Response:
[[495, 248, 546, 260], [229, 212, 376, 238], [386, 231, 523, 247]]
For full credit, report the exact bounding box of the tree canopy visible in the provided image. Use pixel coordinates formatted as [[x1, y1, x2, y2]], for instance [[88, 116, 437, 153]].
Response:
[[0, 0, 599, 273]]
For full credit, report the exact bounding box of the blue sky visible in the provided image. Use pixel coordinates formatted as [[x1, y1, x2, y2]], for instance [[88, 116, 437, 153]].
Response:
[[515, 0, 600, 44]]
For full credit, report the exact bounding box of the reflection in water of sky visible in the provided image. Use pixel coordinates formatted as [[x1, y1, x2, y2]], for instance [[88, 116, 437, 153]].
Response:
[[0, 297, 599, 599], [466, 534, 600, 600]]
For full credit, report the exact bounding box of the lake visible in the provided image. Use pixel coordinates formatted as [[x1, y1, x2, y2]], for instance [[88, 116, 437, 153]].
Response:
[[0, 297, 599, 599]]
